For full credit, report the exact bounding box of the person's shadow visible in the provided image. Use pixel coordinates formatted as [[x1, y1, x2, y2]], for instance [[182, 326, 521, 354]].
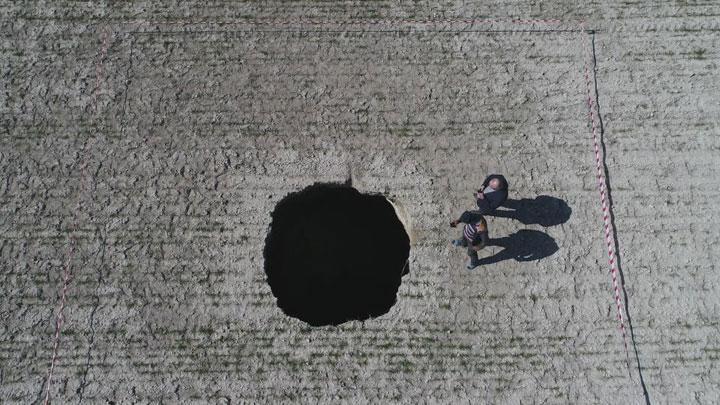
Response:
[[489, 196, 571, 227], [474, 230, 559, 266]]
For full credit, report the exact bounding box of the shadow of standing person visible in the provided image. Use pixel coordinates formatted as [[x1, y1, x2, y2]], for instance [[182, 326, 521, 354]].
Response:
[[473, 230, 559, 266], [489, 195, 572, 227]]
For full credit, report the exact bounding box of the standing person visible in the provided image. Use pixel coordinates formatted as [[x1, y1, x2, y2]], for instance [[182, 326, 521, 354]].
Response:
[[450, 174, 508, 228], [450, 174, 509, 227], [474, 174, 509, 214], [451, 214, 489, 269]]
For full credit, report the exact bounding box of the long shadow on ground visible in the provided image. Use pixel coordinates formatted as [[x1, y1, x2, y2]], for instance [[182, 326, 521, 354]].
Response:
[[473, 230, 559, 266], [489, 196, 572, 227]]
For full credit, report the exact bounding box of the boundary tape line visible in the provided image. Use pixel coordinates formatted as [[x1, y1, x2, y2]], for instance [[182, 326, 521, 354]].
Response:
[[120, 17, 565, 26], [579, 21, 630, 362], [42, 28, 110, 405]]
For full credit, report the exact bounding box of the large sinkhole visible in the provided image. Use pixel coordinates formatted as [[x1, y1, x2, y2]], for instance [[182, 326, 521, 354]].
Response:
[[263, 182, 411, 326]]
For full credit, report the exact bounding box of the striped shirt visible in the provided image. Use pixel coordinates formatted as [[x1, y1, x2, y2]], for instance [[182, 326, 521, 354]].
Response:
[[464, 223, 477, 241], [464, 219, 489, 245]]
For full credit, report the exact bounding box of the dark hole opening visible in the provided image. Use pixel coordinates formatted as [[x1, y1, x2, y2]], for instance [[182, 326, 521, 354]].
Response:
[[263, 183, 411, 326]]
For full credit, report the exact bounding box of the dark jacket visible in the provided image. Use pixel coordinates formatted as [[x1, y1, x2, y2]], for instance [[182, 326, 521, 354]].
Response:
[[476, 174, 509, 214]]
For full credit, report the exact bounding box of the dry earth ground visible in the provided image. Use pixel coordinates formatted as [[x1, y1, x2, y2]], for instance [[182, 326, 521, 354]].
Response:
[[1, 2, 719, 404]]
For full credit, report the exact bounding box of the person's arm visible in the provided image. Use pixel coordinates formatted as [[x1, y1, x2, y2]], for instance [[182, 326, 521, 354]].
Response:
[[481, 175, 493, 188], [471, 231, 489, 250], [479, 230, 490, 246], [476, 195, 492, 213]]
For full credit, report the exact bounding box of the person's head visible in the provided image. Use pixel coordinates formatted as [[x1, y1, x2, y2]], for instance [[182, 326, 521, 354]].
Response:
[[489, 178, 504, 190]]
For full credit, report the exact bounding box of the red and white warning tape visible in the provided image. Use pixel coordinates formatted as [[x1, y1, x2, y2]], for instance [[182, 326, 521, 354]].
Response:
[[123, 17, 565, 27], [579, 21, 630, 360], [42, 28, 110, 405]]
